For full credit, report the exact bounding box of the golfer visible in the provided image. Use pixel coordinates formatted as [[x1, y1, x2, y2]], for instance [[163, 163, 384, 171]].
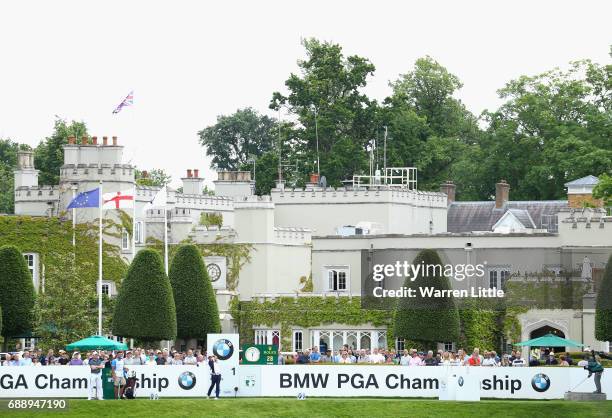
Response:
[[207, 355, 221, 399], [88, 351, 104, 400], [586, 351, 604, 394]]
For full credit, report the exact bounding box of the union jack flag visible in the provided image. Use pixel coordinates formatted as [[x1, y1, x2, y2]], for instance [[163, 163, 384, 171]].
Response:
[[112, 91, 134, 114]]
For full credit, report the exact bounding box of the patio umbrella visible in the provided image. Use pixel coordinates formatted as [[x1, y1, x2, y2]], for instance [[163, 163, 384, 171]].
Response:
[[66, 335, 128, 351], [514, 333, 584, 347]]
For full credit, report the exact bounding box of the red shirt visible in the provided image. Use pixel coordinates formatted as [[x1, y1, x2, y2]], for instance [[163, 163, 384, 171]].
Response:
[[468, 356, 481, 366]]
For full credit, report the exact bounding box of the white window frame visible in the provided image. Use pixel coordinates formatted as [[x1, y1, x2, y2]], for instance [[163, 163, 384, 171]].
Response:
[[135, 221, 144, 244], [324, 266, 350, 292], [488, 266, 511, 289], [395, 338, 405, 352], [293, 330, 303, 352], [121, 228, 130, 250], [254, 329, 281, 349], [23, 252, 39, 290], [443, 342, 456, 352]]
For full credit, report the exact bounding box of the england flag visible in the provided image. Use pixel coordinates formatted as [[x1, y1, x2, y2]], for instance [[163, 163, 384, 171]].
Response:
[[102, 189, 135, 210]]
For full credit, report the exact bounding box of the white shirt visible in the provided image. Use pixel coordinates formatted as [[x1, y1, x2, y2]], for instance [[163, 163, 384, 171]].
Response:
[[400, 356, 411, 366], [211, 361, 221, 375], [512, 358, 526, 367], [482, 358, 498, 367]]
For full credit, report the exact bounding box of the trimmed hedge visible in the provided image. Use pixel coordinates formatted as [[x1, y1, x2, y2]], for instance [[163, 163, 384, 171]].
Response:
[[169, 245, 220, 341], [112, 249, 176, 341], [394, 249, 460, 347], [0, 245, 35, 340], [595, 252, 612, 342]]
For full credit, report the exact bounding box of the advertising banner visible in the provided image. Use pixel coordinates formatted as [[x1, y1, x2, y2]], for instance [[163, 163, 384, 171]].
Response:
[[207, 333, 240, 397], [0, 365, 210, 398], [1, 365, 609, 399]]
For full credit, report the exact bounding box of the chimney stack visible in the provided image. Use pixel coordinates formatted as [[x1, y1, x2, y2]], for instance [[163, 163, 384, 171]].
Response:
[[103, 136, 108, 146], [495, 180, 510, 209], [142, 170, 149, 178], [81, 135, 88, 145], [92, 136, 98, 145], [194, 169, 199, 178], [440, 181, 456, 205], [68, 136, 76, 145], [187, 169, 193, 178], [112, 136, 118, 146]]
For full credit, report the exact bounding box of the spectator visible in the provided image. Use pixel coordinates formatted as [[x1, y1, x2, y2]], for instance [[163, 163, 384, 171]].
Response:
[[184, 349, 197, 365], [88, 351, 104, 401], [296, 351, 310, 364], [501, 354, 510, 367], [400, 350, 411, 366], [46, 349, 56, 366], [369, 349, 385, 364], [456, 349, 467, 365], [467, 350, 481, 366], [512, 352, 527, 367], [509, 350, 517, 364], [529, 356, 540, 367], [169, 353, 183, 365], [424, 350, 438, 366], [545, 354, 558, 366], [577, 354, 589, 367], [559, 355, 569, 367], [309, 347, 321, 363], [408, 349, 423, 366], [482, 352, 498, 367], [124, 351, 140, 366], [156, 350, 168, 365], [338, 351, 352, 364], [146, 355, 157, 366], [57, 351, 69, 365], [320, 350, 330, 363], [31, 357, 42, 367], [69, 352, 84, 366], [9, 354, 21, 366], [20, 351, 33, 366]]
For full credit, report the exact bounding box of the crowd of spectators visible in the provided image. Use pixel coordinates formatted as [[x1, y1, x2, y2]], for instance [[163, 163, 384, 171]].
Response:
[[0, 347, 209, 367], [1, 345, 586, 368], [291, 345, 578, 367]]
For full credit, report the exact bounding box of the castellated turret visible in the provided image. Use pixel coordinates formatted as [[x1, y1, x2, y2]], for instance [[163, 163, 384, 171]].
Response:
[[13, 135, 135, 220]]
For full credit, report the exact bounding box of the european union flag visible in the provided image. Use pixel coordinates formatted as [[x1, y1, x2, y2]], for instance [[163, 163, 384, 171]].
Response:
[[67, 188, 100, 209]]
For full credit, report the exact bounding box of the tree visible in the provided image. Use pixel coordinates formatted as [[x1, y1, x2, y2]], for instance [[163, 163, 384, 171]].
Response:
[[135, 168, 172, 187], [0, 139, 22, 213], [394, 249, 460, 347], [33, 254, 97, 350], [595, 253, 612, 342], [593, 173, 612, 209], [0, 245, 35, 349], [271, 38, 379, 186], [198, 108, 278, 171], [112, 249, 176, 341], [169, 245, 220, 341], [482, 60, 612, 200], [34, 118, 88, 185]]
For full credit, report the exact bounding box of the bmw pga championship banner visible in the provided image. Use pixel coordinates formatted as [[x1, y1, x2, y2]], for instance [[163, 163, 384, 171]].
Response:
[[238, 365, 612, 399], [1, 365, 610, 399], [207, 333, 240, 397]]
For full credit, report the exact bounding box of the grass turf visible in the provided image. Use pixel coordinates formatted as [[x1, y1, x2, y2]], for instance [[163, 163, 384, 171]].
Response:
[[2, 398, 611, 418]]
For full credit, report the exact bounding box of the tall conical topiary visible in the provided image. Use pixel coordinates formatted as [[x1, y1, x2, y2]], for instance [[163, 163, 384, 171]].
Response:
[[394, 249, 460, 347], [0, 245, 35, 348], [595, 252, 612, 342], [169, 245, 221, 341], [113, 249, 176, 341]]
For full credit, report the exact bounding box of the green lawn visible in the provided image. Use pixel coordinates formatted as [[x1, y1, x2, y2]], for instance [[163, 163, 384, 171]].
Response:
[[2, 398, 611, 418]]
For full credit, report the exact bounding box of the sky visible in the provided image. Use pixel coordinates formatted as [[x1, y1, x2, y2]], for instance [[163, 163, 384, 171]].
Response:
[[1, 0, 610, 188]]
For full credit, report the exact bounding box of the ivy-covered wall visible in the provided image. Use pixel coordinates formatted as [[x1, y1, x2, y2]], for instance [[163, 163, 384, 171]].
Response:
[[232, 296, 528, 352], [146, 237, 252, 291], [232, 296, 393, 349], [0, 216, 128, 287]]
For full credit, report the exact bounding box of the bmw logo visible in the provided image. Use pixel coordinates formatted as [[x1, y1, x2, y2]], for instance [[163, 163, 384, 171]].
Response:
[[213, 339, 234, 360], [458, 376, 464, 387], [531, 373, 550, 392], [178, 371, 197, 390]]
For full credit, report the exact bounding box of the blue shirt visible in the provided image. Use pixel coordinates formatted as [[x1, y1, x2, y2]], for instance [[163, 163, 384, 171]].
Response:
[[309, 352, 321, 362]]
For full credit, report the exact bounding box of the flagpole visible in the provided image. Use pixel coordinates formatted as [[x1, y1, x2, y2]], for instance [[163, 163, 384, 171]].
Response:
[[132, 185, 136, 258], [98, 181, 103, 336], [164, 205, 169, 275]]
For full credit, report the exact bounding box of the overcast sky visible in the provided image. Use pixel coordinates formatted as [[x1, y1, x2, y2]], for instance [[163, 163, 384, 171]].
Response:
[[1, 0, 610, 188]]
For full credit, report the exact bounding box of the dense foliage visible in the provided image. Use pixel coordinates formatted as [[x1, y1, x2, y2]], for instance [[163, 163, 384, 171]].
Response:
[[394, 249, 460, 347], [169, 245, 221, 341], [199, 40, 610, 198], [113, 249, 177, 341], [0, 245, 35, 344], [135, 168, 172, 187], [33, 254, 97, 350], [595, 253, 612, 342]]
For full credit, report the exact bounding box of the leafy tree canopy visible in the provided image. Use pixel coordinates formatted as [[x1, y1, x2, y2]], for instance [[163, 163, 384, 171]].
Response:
[[0, 245, 35, 343], [34, 118, 87, 185], [135, 168, 172, 187]]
